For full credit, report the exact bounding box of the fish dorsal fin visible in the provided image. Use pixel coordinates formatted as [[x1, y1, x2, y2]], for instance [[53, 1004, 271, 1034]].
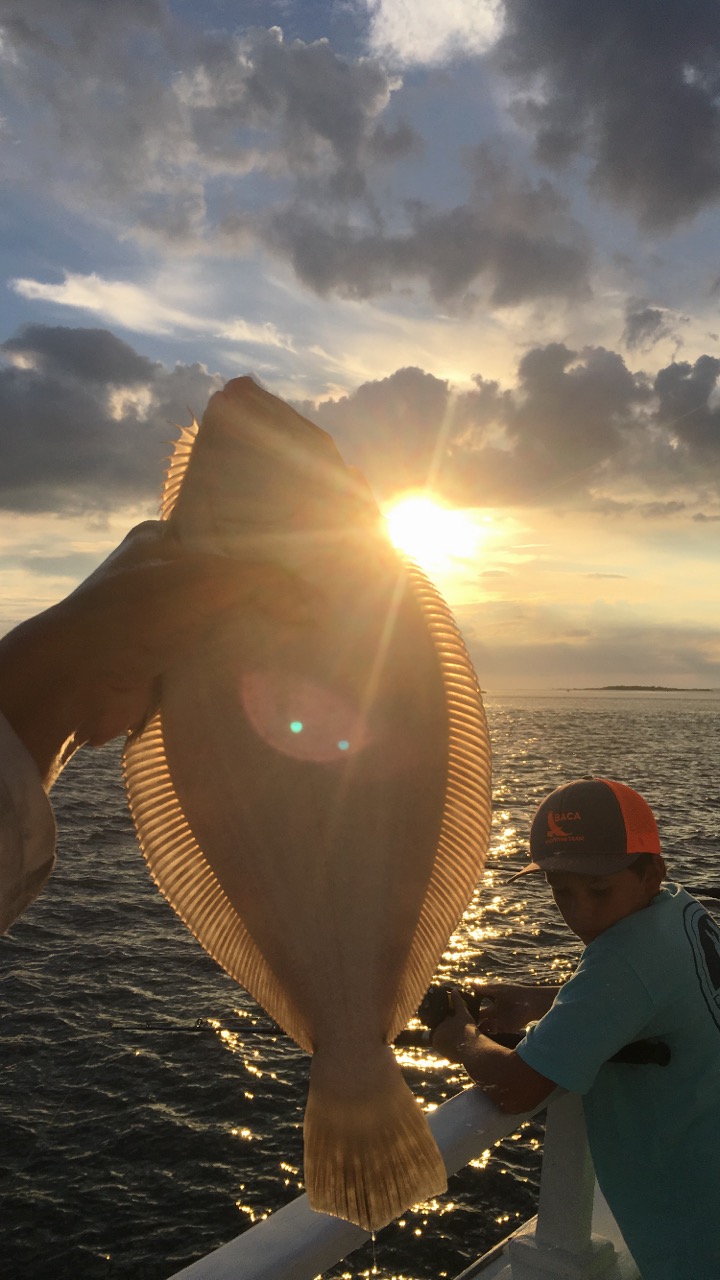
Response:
[[386, 557, 492, 1044], [161, 420, 199, 520], [123, 711, 314, 1052]]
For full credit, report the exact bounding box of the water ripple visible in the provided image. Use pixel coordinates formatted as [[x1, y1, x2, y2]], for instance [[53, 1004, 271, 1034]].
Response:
[[1, 692, 718, 1278]]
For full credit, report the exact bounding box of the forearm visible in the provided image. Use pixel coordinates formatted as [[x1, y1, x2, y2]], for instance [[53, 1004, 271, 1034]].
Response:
[[463, 1032, 556, 1113], [0, 612, 77, 788]]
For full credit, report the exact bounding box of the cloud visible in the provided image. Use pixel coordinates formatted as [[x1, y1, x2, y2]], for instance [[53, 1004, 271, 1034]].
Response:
[[1, 8, 591, 309], [622, 300, 684, 353], [3, 323, 156, 385], [0, 325, 218, 513], [654, 355, 720, 453], [305, 366, 454, 492], [496, 0, 720, 230], [250, 144, 591, 305], [364, 0, 503, 67], [10, 271, 297, 350], [440, 343, 652, 506], [0, 12, 409, 242], [3, 322, 719, 521], [461, 602, 720, 687], [11, 274, 203, 337], [307, 341, 720, 508]]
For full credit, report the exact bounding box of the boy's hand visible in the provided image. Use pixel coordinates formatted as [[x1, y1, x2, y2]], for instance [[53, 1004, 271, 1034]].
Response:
[[429, 989, 479, 1062], [430, 987, 557, 1114]]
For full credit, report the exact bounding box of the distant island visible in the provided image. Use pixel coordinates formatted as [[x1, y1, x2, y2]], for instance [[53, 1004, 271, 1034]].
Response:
[[566, 685, 718, 692]]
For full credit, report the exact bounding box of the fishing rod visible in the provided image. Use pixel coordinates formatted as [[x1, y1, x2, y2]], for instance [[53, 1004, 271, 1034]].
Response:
[[140, 984, 671, 1067]]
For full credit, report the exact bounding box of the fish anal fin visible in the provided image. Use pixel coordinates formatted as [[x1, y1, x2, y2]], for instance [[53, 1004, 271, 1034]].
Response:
[[304, 1042, 446, 1231]]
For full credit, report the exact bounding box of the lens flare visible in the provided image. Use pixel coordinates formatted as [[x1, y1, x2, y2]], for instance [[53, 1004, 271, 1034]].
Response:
[[241, 671, 369, 762]]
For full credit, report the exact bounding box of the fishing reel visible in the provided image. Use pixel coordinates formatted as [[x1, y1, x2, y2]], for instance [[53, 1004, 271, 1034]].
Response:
[[416, 984, 489, 1033], [394, 984, 523, 1049]]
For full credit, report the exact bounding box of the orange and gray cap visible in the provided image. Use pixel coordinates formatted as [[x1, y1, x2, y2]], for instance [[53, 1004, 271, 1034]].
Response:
[[508, 777, 661, 881]]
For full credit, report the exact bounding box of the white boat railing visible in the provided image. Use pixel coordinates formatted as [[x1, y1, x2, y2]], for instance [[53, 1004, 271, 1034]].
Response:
[[169, 1088, 639, 1280]]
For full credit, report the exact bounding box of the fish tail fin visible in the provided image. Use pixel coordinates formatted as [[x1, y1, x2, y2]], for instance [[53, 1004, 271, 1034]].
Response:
[[304, 1043, 446, 1232]]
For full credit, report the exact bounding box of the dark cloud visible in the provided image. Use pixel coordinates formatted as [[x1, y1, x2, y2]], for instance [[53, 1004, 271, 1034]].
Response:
[[653, 355, 720, 452], [303, 367, 453, 493], [0, 325, 218, 513], [308, 342, 720, 508], [253, 145, 591, 304], [3, 323, 719, 520], [2, 325, 156, 385], [0, 10, 412, 241], [503, 343, 645, 462], [1, 10, 590, 307], [306, 343, 650, 505], [442, 344, 651, 505], [622, 301, 681, 353], [497, 0, 720, 230], [638, 501, 688, 519]]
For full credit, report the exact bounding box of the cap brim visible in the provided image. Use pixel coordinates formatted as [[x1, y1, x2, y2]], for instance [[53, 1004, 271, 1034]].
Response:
[[507, 850, 652, 884], [506, 861, 543, 884]]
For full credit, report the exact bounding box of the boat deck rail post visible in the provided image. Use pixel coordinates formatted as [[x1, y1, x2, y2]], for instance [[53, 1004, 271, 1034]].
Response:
[[489, 1093, 633, 1280], [169, 1088, 636, 1280]]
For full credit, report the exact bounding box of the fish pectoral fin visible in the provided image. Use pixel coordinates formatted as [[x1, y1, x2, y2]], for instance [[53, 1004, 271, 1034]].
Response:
[[303, 1043, 446, 1232]]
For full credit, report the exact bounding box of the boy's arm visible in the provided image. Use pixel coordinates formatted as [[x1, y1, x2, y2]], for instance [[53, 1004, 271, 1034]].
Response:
[[432, 990, 557, 1114]]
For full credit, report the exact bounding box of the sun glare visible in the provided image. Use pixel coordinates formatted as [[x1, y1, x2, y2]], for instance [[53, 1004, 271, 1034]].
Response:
[[384, 493, 486, 578]]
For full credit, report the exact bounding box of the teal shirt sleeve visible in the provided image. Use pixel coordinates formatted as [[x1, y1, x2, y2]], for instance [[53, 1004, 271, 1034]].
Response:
[[516, 943, 656, 1094]]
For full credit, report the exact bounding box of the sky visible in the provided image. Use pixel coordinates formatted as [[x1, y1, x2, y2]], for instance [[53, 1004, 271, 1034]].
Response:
[[1, 0, 720, 689]]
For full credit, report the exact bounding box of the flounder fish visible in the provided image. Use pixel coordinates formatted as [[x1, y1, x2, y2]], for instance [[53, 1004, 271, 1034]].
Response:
[[123, 377, 492, 1231]]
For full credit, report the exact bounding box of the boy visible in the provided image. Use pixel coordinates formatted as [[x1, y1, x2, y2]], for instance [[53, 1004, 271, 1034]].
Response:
[[431, 777, 720, 1280]]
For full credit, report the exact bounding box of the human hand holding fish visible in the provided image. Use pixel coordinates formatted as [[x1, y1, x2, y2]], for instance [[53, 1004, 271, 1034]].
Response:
[[0, 518, 313, 787]]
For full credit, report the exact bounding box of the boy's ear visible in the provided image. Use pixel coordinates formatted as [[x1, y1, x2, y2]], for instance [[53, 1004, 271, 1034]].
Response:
[[646, 855, 667, 892]]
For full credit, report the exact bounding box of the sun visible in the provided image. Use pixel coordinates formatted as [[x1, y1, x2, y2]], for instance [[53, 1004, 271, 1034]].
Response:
[[384, 492, 486, 578]]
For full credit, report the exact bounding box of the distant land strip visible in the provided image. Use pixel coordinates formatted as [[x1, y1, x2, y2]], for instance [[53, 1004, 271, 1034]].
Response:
[[565, 685, 719, 692]]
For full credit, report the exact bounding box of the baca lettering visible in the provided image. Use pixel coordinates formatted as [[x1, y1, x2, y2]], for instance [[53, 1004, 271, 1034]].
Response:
[[546, 810, 584, 842]]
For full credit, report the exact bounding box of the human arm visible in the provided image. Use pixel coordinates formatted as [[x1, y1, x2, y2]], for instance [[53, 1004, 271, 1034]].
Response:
[[431, 990, 557, 1114], [0, 521, 312, 789]]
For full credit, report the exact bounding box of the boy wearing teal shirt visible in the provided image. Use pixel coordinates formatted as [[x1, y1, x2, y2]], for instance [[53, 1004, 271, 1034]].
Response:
[[432, 778, 720, 1280]]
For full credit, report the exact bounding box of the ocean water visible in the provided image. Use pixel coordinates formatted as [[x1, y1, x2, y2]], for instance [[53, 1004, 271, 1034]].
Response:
[[2, 690, 719, 1280]]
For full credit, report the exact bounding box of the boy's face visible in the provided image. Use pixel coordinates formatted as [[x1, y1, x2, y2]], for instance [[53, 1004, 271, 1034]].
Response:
[[545, 863, 664, 944]]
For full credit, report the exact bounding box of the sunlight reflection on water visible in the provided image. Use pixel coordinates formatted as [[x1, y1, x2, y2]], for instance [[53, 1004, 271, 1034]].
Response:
[[1, 691, 718, 1279]]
